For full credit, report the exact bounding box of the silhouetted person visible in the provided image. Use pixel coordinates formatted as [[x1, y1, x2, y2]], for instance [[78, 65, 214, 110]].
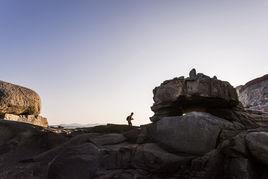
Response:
[[126, 112, 134, 126]]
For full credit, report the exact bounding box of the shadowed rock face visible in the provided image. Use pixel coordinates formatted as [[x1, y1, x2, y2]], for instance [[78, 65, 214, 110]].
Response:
[[0, 81, 41, 116], [1, 118, 268, 179], [151, 69, 239, 122], [147, 112, 235, 155]]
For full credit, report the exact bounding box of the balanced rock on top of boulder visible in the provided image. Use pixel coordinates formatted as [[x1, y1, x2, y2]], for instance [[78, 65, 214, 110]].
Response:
[[151, 69, 239, 122]]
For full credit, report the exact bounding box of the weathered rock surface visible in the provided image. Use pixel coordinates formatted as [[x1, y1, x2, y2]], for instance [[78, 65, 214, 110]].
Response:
[[0, 120, 67, 178], [246, 132, 268, 165], [236, 74, 268, 126], [0, 80, 48, 127], [1, 118, 268, 178], [1, 71, 268, 178], [151, 69, 239, 122], [47, 142, 193, 178], [0, 80, 41, 115], [147, 112, 234, 155], [237, 74, 268, 112], [4, 113, 48, 127]]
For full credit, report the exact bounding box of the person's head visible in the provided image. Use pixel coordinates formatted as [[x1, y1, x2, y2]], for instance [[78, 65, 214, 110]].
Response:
[[131, 112, 134, 116]]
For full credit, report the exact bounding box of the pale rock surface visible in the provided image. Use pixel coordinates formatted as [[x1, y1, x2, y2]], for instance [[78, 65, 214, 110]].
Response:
[[0, 80, 48, 127], [237, 74, 268, 126], [0, 80, 41, 115], [4, 114, 48, 127], [237, 74, 268, 112]]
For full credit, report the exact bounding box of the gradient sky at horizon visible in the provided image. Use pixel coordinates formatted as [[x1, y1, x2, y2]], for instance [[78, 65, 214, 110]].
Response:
[[0, 0, 267, 125]]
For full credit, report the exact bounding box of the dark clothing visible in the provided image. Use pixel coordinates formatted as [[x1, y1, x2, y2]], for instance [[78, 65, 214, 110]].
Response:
[[126, 115, 133, 126], [128, 120, 132, 126]]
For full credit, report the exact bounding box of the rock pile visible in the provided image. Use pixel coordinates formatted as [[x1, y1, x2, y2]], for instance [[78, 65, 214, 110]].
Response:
[[0, 81, 48, 127]]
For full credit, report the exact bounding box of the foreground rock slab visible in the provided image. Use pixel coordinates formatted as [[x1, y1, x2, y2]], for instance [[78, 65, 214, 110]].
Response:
[[0, 120, 268, 178], [147, 112, 234, 155], [246, 131, 268, 165]]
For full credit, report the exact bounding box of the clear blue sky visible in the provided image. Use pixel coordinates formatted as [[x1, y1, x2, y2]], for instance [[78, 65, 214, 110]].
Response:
[[1, 0, 267, 125]]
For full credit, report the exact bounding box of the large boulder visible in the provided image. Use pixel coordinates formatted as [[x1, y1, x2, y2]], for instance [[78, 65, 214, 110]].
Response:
[[47, 141, 193, 178], [237, 74, 268, 112], [147, 112, 234, 155], [245, 131, 268, 165], [151, 69, 239, 122], [0, 80, 41, 116], [132, 143, 193, 172], [48, 143, 100, 179], [236, 74, 268, 126]]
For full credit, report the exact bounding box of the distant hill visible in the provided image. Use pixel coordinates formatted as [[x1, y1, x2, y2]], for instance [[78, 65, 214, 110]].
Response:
[[50, 123, 105, 129]]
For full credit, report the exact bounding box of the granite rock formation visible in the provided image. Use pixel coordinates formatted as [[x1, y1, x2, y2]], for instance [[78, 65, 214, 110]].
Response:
[[237, 74, 268, 112], [1, 118, 268, 179], [147, 112, 235, 155], [1, 70, 268, 178], [237, 74, 268, 126], [0, 80, 48, 127], [150, 69, 259, 128], [0, 80, 41, 115], [151, 69, 238, 122], [4, 113, 48, 127]]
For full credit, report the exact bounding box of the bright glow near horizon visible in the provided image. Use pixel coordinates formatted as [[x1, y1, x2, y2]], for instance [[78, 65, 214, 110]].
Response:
[[0, 0, 267, 125]]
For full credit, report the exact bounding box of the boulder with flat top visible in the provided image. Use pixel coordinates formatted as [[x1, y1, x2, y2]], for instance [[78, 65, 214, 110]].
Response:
[[151, 69, 239, 122]]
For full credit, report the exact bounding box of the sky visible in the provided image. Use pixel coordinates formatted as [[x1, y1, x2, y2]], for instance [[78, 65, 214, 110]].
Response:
[[0, 0, 267, 125]]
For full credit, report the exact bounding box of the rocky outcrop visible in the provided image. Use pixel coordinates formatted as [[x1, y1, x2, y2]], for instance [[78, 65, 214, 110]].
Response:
[[150, 69, 259, 128], [152, 69, 238, 108], [147, 112, 235, 155], [237, 74, 268, 112], [0, 80, 41, 115], [4, 114, 48, 128], [1, 119, 268, 179], [151, 69, 238, 122], [236, 74, 268, 126], [1, 70, 268, 178], [0, 80, 48, 127]]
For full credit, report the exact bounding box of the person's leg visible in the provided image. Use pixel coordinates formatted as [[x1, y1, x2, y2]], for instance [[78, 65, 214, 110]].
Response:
[[128, 120, 131, 126]]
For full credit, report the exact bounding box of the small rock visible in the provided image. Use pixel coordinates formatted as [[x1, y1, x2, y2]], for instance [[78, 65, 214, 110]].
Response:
[[189, 68, 197, 79]]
